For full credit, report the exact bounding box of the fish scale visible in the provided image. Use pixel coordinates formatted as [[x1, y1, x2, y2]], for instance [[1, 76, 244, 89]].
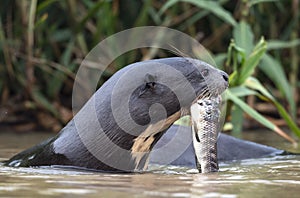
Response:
[[191, 96, 221, 173]]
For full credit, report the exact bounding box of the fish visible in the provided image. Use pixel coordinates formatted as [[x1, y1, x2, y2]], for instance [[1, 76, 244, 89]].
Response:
[[190, 96, 221, 173]]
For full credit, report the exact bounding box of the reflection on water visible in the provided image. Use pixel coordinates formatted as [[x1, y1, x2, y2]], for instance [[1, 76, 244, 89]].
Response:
[[0, 131, 300, 198]]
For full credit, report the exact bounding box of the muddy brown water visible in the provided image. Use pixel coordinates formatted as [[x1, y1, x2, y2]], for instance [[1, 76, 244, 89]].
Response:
[[0, 130, 300, 198]]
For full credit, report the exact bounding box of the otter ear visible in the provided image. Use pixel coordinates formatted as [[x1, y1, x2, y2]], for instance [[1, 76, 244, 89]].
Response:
[[145, 73, 156, 83], [139, 73, 156, 96]]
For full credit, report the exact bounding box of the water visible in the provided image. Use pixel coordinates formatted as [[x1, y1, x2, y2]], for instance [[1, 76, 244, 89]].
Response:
[[1, 131, 300, 198]]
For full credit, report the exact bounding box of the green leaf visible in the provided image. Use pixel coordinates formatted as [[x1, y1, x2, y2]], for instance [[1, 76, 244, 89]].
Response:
[[272, 100, 300, 139], [226, 40, 247, 86], [260, 54, 296, 116], [51, 29, 72, 42], [249, 0, 278, 6], [229, 71, 237, 86], [227, 90, 273, 129], [174, 115, 191, 126], [37, 0, 60, 12], [245, 77, 275, 100], [231, 42, 247, 59], [245, 77, 300, 139], [233, 21, 254, 56], [178, 10, 209, 30], [77, 1, 104, 32], [267, 39, 300, 50], [228, 86, 257, 98], [35, 13, 48, 28], [230, 104, 244, 136], [134, 0, 152, 27], [47, 40, 75, 98], [227, 90, 275, 127], [213, 53, 227, 70], [32, 89, 59, 117], [238, 37, 267, 84], [226, 90, 296, 144], [159, 0, 237, 26], [159, 0, 178, 15]]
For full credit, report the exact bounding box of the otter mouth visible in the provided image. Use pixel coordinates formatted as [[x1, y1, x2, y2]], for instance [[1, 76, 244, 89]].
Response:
[[192, 89, 222, 106], [181, 92, 223, 117], [192, 76, 229, 105], [179, 88, 225, 117]]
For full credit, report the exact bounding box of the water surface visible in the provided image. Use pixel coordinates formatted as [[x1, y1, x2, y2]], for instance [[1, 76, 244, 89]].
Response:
[[1, 131, 300, 198]]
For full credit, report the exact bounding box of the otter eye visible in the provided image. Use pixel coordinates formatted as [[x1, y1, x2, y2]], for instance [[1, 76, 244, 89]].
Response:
[[201, 69, 209, 77]]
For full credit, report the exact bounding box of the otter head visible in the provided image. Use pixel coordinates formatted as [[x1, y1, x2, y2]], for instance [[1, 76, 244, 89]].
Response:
[[122, 57, 228, 128]]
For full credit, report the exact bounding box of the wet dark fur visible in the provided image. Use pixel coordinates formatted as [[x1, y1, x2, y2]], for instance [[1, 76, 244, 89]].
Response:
[[4, 57, 228, 172]]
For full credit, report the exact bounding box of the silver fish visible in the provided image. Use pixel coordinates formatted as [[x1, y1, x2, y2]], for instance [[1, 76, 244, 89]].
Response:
[[190, 96, 221, 173]]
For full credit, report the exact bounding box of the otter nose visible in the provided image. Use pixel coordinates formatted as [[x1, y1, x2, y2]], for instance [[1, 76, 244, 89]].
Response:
[[220, 71, 229, 82]]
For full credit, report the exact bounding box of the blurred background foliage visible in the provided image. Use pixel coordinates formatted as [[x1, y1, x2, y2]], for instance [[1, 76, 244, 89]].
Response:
[[0, 0, 299, 140]]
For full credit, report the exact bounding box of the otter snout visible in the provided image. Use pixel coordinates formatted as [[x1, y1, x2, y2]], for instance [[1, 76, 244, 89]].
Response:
[[202, 68, 229, 97], [220, 71, 229, 83], [219, 70, 229, 88]]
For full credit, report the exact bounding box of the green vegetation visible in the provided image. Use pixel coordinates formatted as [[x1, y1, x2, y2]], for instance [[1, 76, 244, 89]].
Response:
[[0, 0, 299, 141]]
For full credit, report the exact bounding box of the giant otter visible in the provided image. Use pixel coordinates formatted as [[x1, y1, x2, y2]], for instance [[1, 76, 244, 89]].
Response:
[[4, 57, 229, 172]]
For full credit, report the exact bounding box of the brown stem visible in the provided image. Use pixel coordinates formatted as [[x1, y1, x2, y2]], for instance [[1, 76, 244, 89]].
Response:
[[25, 0, 37, 98], [289, 0, 299, 120]]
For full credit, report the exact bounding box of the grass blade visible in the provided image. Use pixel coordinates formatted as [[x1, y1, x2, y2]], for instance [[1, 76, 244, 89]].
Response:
[[245, 77, 300, 139], [238, 37, 267, 84], [228, 86, 257, 98], [32, 89, 59, 118], [159, 0, 237, 26], [249, 0, 279, 6], [260, 54, 296, 117], [227, 90, 297, 145], [233, 21, 254, 56], [267, 39, 300, 50]]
